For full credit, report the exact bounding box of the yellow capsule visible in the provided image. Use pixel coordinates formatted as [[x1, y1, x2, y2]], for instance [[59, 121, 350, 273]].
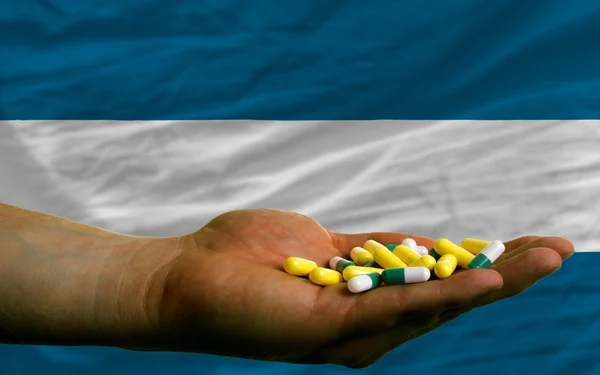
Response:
[[392, 245, 421, 265], [408, 254, 437, 271], [308, 267, 343, 286], [434, 238, 475, 269], [374, 247, 407, 269], [350, 246, 374, 266], [434, 254, 458, 279], [283, 256, 318, 276], [460, 238, 492, 255], [343, 266, 384, 281], [363, 240, 385, 254]]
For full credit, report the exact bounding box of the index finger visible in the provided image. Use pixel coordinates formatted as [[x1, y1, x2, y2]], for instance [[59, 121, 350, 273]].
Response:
[[329, 231, 435, 256]]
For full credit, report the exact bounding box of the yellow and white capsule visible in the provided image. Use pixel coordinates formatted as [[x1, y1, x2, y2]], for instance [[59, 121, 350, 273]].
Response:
[[434, 254, 458, 279], [342, 266, 384, 281], [309, 267, 343, 286], [392, 244, 421, 265], [283, 257, 318, 276], [401, 238, 418, 251], [408, 254, 437, 271], [461, 238, 492, 255], [415, 245, 430, 256], [433, 238, 475, 269], [374, 247, 407, 269], [350, 246, 374, 266]]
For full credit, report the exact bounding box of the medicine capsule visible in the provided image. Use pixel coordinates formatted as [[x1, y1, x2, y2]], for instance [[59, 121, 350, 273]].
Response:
[[408, 254, 437, 271], [343, 266, 384, 281], [350, 247, 373, 266], [434, 254, 458, 279], [309, 267, 343, 286], [364, 240, 385, 254], [347, 272, 382, 293], [461, 238, 492, 255], [392, 244, 422, 265], [415, 245, 429, 256], [381, 267, 430, 285], [402, 238, 417, 251], [374, 247, 407, 269], [363, 260, 380, 268], [434, 238, 475, 269], [468, 240, 505, 269], [329, 256, 356, 273], [385, 244, 399, 251], [283, 257, 318, 276], [429, 247, 442, 260]]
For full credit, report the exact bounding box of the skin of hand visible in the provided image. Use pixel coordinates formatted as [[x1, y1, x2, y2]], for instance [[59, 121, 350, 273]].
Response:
[[140, 208, 574, 368], [0, 205, 574, 369]]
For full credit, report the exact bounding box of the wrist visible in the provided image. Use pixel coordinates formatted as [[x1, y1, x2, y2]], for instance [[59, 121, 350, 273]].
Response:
[[0, 203, 184, 347], [89, 234, 185, 347]]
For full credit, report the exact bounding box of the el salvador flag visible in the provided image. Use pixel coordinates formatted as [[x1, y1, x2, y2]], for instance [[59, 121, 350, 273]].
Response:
[[2, 1, 600, 375]]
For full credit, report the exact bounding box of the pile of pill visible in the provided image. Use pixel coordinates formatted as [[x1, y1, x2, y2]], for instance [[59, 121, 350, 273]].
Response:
[[283, 237, 505, 293]]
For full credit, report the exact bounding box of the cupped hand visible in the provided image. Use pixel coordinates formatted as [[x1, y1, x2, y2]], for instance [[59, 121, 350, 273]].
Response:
[[149, 209, 573, 368]]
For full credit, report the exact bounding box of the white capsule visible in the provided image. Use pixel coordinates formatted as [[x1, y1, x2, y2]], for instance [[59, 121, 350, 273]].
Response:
[[347, 273, 380, 293], [482, 240, 506, 262], [405, 266, 431, 283], [468, 240, 506, 269], [415, 245, 429, 256], [401, 238, 417, 251]]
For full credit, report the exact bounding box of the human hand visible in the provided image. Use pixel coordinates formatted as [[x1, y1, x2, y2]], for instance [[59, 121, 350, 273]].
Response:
[[142, 209, 573, 368]]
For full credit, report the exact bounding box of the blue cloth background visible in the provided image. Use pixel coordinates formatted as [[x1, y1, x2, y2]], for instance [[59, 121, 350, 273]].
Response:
[[2, 1, 600, 374]]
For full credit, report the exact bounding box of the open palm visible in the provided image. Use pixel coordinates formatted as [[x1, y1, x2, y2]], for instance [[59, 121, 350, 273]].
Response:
[[153, 209, 573, 368]]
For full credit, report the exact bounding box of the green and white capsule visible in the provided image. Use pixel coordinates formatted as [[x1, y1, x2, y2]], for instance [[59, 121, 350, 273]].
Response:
[[385, 243, 399, 251], [381, 267, 431, 285], [347, 272, 382, 293], [468, 240, 505, 269], [329, 256, 356, 273]]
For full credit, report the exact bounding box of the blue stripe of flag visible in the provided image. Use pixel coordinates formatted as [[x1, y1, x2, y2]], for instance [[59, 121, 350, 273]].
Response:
[[2, 0, 600, 120]]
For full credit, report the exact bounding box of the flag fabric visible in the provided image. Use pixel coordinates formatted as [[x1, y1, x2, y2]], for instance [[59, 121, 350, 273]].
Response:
[[2, 1, 600, 375]]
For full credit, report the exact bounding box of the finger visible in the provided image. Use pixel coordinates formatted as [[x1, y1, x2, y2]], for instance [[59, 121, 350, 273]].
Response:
[[499, 236, 574, 263], [503, 235, 542, 253], [329, 231, 435, 255], [339, 268, 503, 337], [471, 247, 563, 308]]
